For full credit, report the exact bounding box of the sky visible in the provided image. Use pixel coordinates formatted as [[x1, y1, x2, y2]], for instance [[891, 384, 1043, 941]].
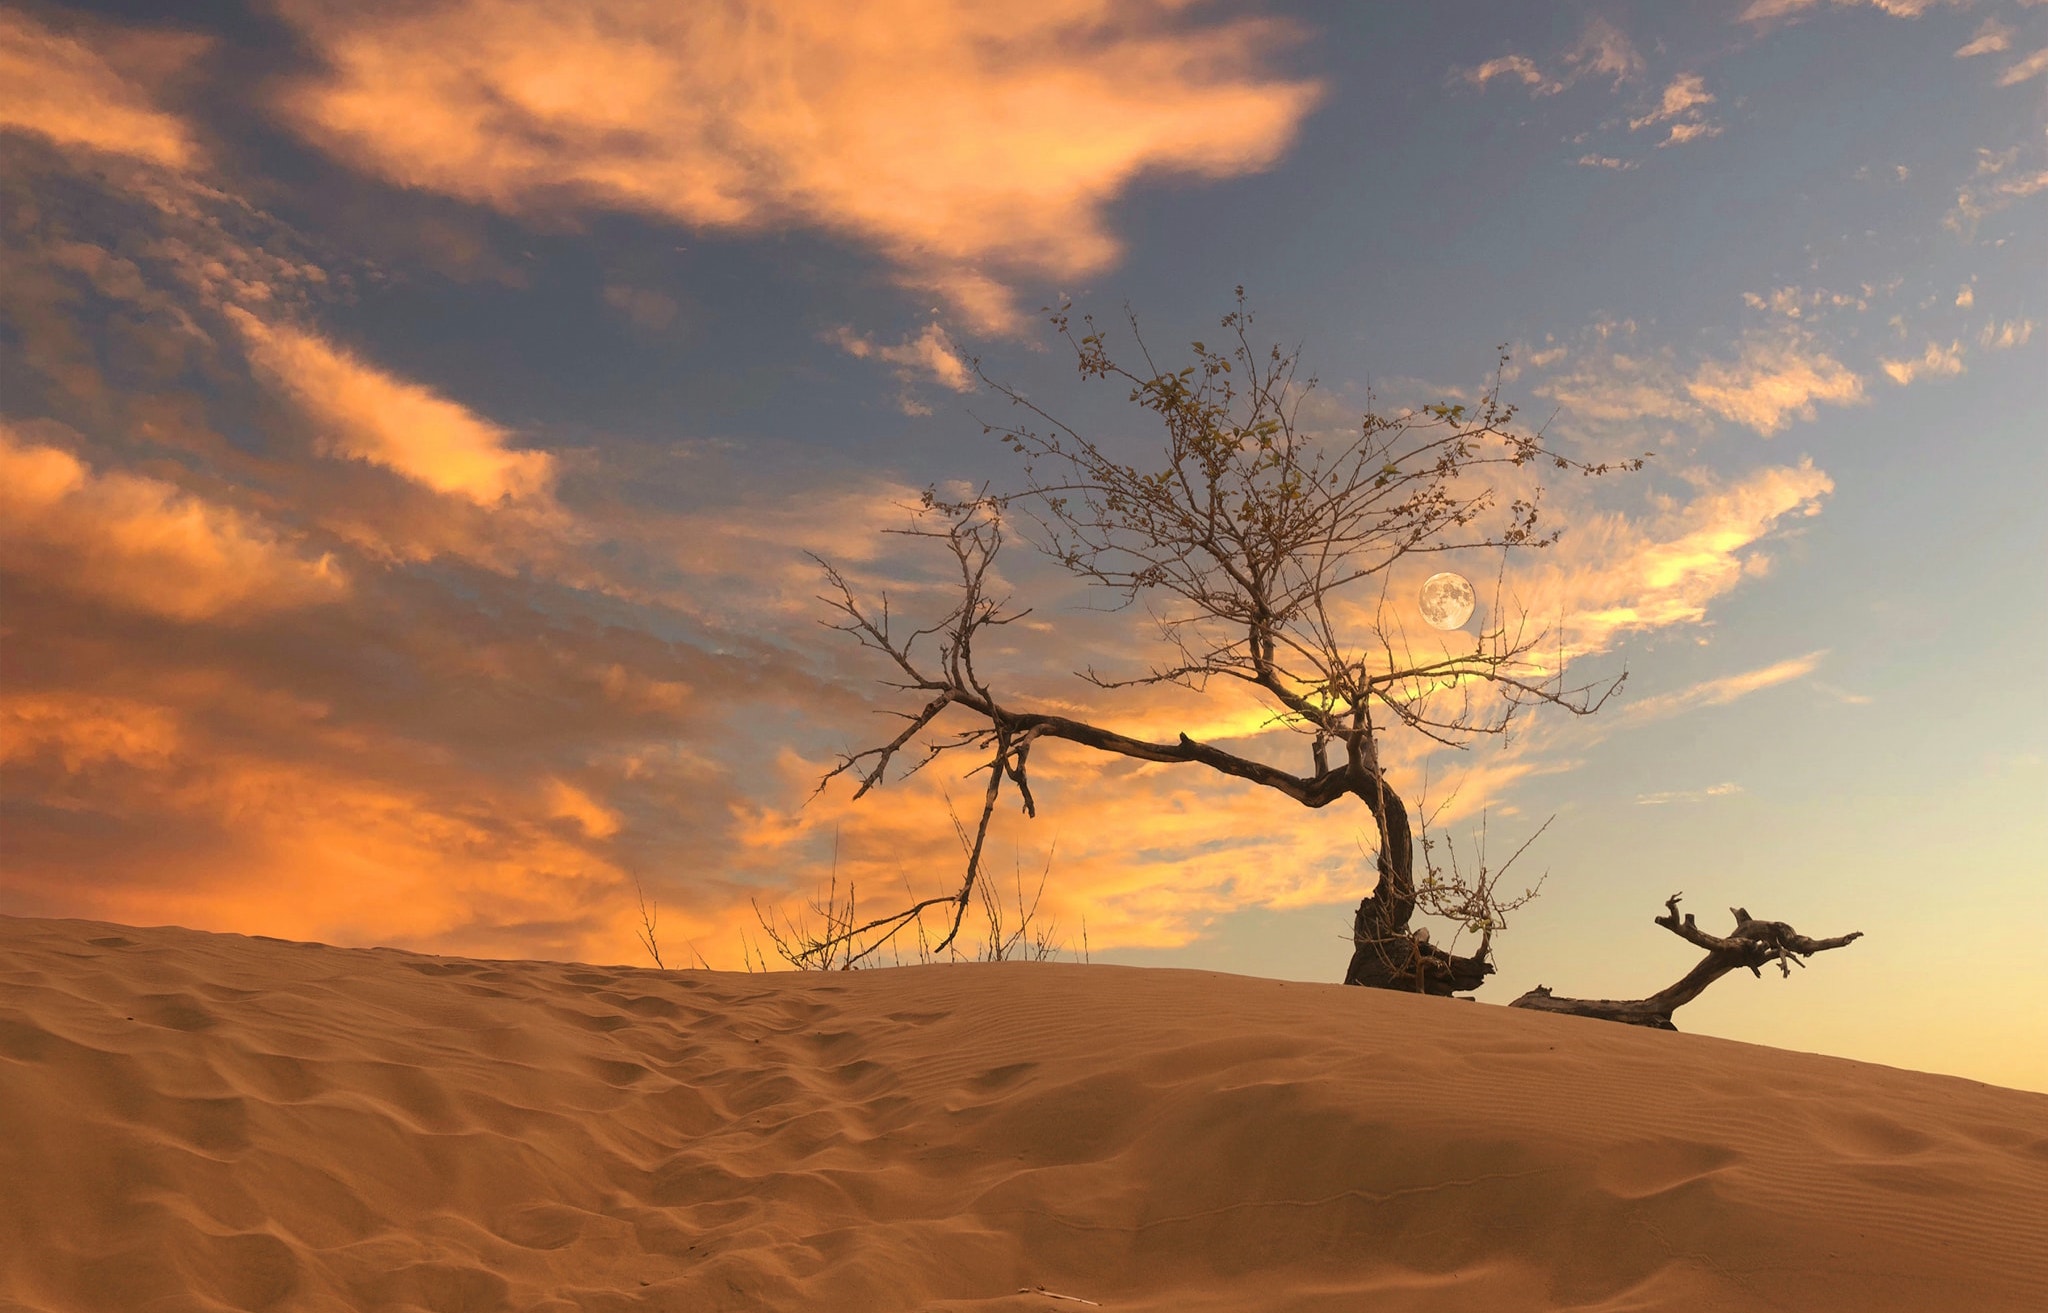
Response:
[[1, 0, 2043, 1091]]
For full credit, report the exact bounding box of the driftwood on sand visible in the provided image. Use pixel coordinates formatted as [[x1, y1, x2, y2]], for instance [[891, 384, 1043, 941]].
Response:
[[1509, 893, 1863, 1031]]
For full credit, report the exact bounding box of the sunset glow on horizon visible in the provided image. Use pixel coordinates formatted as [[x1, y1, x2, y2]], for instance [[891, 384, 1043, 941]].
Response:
[[2, 1, 2042, 1091]]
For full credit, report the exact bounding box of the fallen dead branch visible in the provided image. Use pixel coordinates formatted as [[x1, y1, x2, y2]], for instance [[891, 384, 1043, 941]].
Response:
[[1510, 893, 1862, 1030]]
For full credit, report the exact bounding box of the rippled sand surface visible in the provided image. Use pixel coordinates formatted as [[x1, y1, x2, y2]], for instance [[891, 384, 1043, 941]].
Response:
[[3, 914, 2044, 1311]]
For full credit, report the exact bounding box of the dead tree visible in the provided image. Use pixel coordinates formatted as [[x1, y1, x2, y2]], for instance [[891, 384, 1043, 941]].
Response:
[[1509, 894, 1863, 1030], [802, 292, 1645, 990]]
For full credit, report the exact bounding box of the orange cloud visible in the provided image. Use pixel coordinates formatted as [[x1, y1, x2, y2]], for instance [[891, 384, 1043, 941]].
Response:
[[0, 9, 203, 168], [1996, 45, 2048, 86], [1462, 54, 1548, 92], [547, 778, 622, 839], [1741, 0, 1958, 22], [579, 458, 952, 628], [228, 309, 554, 505], [1530, 321, 1867, 439], [829, 323, 976, 414], [1956, 19, 2013, 58], [1947, 146, 2048, 234], [1879, 340, 1965, 385], [1456, 19, 1643, 97], [831, 324, 975, 392], [0, 423, 346, 622], [1484, 459, 1835, 660], [1628, 73, 1715, 130], [270, 0, 1321, 332], [1659, 121, 1724, 148], [740, 737, 1385, 956], [0, 601, 770, 968], [1979, 318, 2034, 349], [1, 703, 635, 960], [0, 692, 181, 775], [728, 644, 1604, 965], [1684, 335, 1865, 434], [1740, 283, 1885, 319]]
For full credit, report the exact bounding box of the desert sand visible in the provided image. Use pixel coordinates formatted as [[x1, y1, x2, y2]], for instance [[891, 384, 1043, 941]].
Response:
[[0, 915, 2042, 1312]]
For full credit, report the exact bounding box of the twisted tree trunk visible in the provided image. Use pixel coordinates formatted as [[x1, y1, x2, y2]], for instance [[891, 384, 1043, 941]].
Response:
[[1509, 895, 1862, 1030], [1340, 772, 1494, 995]]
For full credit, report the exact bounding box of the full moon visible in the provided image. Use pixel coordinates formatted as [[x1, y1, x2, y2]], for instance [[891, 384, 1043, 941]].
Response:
[[1418, 572, 1476, 631]]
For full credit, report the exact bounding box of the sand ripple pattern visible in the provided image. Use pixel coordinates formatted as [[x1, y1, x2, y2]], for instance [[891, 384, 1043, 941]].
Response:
[[1, 916, 2044, 1311]]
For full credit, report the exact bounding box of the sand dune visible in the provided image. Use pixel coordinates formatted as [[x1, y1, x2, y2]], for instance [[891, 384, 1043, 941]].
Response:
[[1, 916, 2042, 1312]]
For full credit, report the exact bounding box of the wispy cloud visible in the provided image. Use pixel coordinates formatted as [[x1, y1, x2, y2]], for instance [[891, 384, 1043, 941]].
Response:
[[1956, 18, 2013, 57], [1456, 18, 1643, 97], [1636, 781, 1744, 805], [0, 9, 204, 168], [601, 284, 680, 332], [1624, 650, 1829, 723], [1530, 321, 1867, 440], [1740, 0, 1961, 23], [1979, 318, 2035, 348], [1617, 72, 1724, 149], [1996, 45, 2048, 85], [1742, 282, 1889, 319], [1565, 18, 1648, 87], [1629, 73, 1716, 129], [829, 323, 977, 413], [1879, 339, 1966, 384], [1576, 154, 1639, 171], [1684, 334, 1865, 434], [1660, 121, 1725, 148], [1528, 323, 1698, 437], [270, 0, 1321, 333], [229, 310, 555, 506], [1947, 145, 2048, 233], [1549, 462, 1834, 653], [1737, 0, 1814, 19], [1463, 54, 1547, 92], [1810, 680, 1875, 706]]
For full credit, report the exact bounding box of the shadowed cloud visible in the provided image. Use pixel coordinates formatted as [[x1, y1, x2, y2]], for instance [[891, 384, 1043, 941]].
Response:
[[0, 9, 204, 168], [0, 421, 347, 622], [269, 0, 1322, 332]]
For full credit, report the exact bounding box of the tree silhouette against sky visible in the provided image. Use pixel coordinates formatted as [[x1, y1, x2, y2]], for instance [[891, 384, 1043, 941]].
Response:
[[795, 294, 1864, 1022], [800, 292, 1664, 993]]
